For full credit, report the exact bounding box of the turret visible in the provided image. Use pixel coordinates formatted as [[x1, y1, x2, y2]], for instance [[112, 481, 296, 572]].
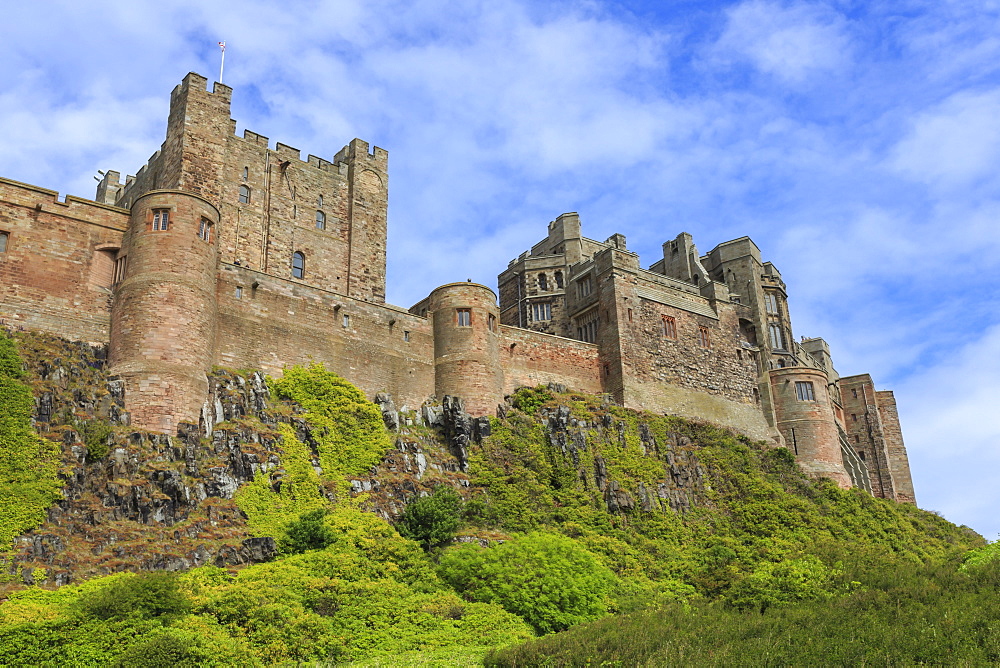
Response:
[[426, 282, 503, 415], [769, 367, 852, 488], [109, 190, 220, 433]]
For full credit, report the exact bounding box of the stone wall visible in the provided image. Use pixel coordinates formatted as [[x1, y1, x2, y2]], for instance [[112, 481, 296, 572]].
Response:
[[0, 177, 128, 342], [501, 325, 602, 396], [876, 390, 916, 504]]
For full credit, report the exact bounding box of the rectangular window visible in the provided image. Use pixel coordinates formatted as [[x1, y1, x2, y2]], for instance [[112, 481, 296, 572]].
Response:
[[764, 293, 779, 314], [404, 331, 410, 342], [342, 314, 350, 328], [152, 209, 170, 231], [235, 286, 243, 299], [456, 309, 471, 327], [698, 326, 711, 349], [0, 231, 7, 253], [577, 312, 599, 343], [576, 275, 593, 298], [112, 255, 127, 285], [768, 324, 785, 350], [851, 413, 857, 422], [795, 381, 816, 401], [531, 302, 551, 322], [488, 314, 497, 332], [198, 218, 213, 242], [852, 388, 858, 398], [627, 308, 633, 323], [662, 315, 677, 339]]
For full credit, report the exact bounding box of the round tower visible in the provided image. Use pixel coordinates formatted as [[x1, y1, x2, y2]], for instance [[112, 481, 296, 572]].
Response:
[[109, 190, 220, 434], [427, 282, 503, 416], [769, 367, 852, 488]]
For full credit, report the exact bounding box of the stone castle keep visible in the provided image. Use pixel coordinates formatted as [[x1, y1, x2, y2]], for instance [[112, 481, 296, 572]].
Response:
[[0, 73, 915, 504]]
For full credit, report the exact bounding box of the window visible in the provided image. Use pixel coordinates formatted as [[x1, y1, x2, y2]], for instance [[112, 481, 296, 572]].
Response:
[[342, 314, 350, 328], [531, 302, 551, 322], [235, 286, 243, 299], [554, 271, 564, 289], [852, 388, 858, 398], [238, 185, 250, 204], [113, 255, 127, 285], [317, 195, 323, 207], [488, 314, 497, 332], [0, 231, 7, 253], [152, 209, 170, 231], [576, 275, 593, 298], [242, 166, 249, 181], [795, 381, 816, 401], [768, 324, 785, 350], [627, 308, 633, 323], [315, 210, 326, 231], [851, 413, 857, 422], [198, 218, 213, 242], [456, 308, 471, 327], [538, 273, 548, 291], [662, 315, 676, 338], [698, 326, 711, 348], [577, 312, 599, 343], [764, 293, 779, 315], [404, 330, 410, 342], [292, 251, 305, 279], [858, 450, 865, 460]]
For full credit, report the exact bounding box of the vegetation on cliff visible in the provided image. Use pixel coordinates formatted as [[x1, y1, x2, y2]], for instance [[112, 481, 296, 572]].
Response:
[[0, 330, 61, 549], [0, 336, 990, 665]]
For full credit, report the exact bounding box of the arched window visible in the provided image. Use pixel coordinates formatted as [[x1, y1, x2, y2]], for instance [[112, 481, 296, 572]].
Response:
[[291, 251, 305, 279], [316, 210, 326, 230], [538, 273, 548, 291], [317, 195, 323, 207], [238, 185, 250, 204], [554, 271, 563, 289], [0, 231, 8, 253], [242, 166, 249, 181]]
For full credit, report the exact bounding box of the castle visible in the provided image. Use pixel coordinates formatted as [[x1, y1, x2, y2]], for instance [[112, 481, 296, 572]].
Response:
[[0, 73, 915, 504]]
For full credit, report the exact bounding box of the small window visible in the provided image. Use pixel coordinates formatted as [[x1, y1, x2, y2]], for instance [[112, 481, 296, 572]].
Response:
[[531, 302, 551, 322], [152, 209, 170, 231], [859, 450, 865, 460], [404, 330, 410, 342], [852, 414, 857, 421], [235, 286, 243, 299], [316, 210, 326, 230], [852, 388, 858, 398], [0, 231, 8, 253], [239, 185, 250, 204], [317, 195, 324, 207], [198, 218, 213, 242], [698, 326, 711, 349], [292, 251, 305, 279], [577, 312, 599, 343], [343, 314, 350, 328], [662, 315, 677, 339], [764, 293, 779, 315], [627, 308, 633, 323], [554, 271, 564, 289], [538, 273, 548, 291], [456, 308, 471, 327], [242, 166, 249, 181], [113, 255, 127, 285], [768, 324, 785, 350], [488, 314, 497, 332], [577, 276, 593, 298], [795, 381, 816, 401]]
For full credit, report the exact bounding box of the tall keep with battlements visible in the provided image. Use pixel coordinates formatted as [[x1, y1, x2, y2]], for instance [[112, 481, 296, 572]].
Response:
[[0, 73, 915, 503]]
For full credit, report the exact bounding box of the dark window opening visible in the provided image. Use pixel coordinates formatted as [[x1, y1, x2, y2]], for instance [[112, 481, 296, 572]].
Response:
[[662, 316, 677, 339], [538, 273, 548, 291], [554, 271, 564, 288], [698, 326, 711, 349], [292, 251, 305, 279], [316, 210, 326, 230]]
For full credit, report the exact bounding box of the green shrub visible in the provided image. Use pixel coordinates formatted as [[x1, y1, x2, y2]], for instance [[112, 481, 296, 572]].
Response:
[[510, 386, 553, 415], [78, 572, 190, 621], [396, 486, 464, 550], [439, 532, 615, 634], [282, 508, 336, 554]]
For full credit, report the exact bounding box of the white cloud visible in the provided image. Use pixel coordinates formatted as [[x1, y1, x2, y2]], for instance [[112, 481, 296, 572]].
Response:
[[709, 0, 853, 83]]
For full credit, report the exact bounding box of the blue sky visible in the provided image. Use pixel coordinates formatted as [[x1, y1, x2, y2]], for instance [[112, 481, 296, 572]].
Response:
[[2, 0, 997, 540]]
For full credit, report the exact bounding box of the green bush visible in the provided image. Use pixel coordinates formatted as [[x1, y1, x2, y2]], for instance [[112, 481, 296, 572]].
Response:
[[396, 486, 464, 550], [510, 386, 553, 415], [438, 532, 615, 634], [281, 508, 336, 554], [78, 572, 190, 621]]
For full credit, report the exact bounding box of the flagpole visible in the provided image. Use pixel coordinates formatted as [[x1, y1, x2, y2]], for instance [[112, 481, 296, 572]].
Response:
[[218, 42, 226, 83]]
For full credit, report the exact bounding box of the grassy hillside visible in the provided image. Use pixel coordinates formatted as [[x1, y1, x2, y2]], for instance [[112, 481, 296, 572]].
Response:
[[0, 330, 987, 665]]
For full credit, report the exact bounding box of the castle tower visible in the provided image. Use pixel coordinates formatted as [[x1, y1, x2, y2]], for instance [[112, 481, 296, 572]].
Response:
[[769, 367, 852, 488], [426, 283, 503, 415], [109, 191, 221, 433], [338, 139, 389, 304]]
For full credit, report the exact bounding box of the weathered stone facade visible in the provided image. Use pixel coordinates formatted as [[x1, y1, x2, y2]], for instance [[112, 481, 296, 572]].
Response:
[[0, 72, 914, 503]]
